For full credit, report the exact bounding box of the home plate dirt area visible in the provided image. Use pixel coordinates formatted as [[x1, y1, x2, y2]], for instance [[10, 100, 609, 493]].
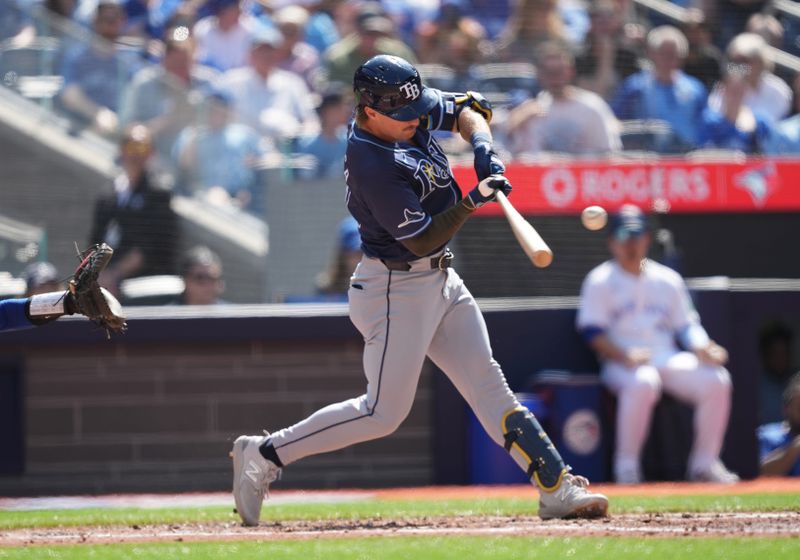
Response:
[[1, 479, 799, 546]]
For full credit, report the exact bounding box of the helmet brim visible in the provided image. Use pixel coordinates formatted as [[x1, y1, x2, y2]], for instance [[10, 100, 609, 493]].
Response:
[[382, 87, 440, 121]]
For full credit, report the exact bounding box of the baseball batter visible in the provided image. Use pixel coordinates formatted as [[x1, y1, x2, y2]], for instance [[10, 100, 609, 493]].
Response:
[[577, 204, 739, 484], [231, 55, 608, 525]]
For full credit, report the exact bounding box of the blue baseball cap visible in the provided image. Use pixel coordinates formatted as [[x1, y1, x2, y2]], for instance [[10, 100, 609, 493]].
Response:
[[609, 204, 649, 241]]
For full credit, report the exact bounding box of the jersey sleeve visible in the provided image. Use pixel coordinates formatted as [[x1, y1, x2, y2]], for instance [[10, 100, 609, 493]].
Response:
[[422, 90, 461, 132], [668, 274, 702, 331], [348, 157, 431, 241], [577, 272, 609, 332]]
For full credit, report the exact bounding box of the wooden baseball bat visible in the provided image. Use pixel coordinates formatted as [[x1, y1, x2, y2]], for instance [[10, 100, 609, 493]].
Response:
[[495, 191, 553, 268]]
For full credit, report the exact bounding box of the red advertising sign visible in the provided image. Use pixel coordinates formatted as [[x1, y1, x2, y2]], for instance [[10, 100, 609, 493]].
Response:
[[451, 158, 800, 215]]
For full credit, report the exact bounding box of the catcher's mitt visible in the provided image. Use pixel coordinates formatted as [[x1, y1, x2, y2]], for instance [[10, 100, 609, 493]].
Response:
[[68, 243, 127, 336]]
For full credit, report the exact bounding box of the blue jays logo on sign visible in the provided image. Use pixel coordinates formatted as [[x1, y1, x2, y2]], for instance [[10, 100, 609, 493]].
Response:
[[414, 158, 451, 201], [399, 81, 420, 100]]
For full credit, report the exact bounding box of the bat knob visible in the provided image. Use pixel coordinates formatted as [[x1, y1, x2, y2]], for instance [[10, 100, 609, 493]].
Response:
[[534, 250, 553, 268]]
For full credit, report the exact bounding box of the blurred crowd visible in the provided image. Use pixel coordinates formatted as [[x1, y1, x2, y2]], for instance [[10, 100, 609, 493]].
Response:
[[2, 0, 800, 216], [1, 0, 800, 296]]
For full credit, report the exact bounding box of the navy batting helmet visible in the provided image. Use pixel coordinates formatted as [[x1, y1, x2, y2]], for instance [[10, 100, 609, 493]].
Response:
[[353, 55, 439, 120]]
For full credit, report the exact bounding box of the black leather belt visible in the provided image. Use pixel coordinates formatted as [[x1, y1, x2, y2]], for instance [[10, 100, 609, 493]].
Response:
[[381, 249, 454, 271]]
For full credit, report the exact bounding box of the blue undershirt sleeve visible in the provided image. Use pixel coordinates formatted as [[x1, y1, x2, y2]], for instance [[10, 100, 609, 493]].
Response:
[[579, 325, 605, 344], [0, 298, 33, 332]]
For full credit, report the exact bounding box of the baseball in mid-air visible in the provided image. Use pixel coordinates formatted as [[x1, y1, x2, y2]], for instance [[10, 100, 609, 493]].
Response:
[[581, 205, 608, 231]]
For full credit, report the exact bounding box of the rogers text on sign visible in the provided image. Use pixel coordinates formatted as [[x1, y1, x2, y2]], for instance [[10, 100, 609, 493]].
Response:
[[541, 166, 711, 208]]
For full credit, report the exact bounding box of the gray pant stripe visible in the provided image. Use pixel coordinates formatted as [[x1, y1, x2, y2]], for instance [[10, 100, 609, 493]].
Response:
[[274, 270, 393, 451]]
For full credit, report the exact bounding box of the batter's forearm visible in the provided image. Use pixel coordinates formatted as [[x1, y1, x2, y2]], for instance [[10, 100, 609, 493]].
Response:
[[760, 437, 800, 477], [457, 107, 493, 143], [401, 199, 475, 256]]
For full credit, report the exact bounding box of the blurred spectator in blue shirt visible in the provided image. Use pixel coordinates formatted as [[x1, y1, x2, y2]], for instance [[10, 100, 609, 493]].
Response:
[[119, 26, 218, 171], [314, 216, 362, 299], [304, 0, 341, 56], [758, 372, 800, 477], [699, 65, 800, 156], [59, 0, 143, 137], [708, 33, 792, 125], [761, 114, 800, 155], [698, 64, 768, 153], [296, 84, 351, 180], [611, 25, 707, 153], [0, 0, 36, 42], [173, 90, 267, 215]]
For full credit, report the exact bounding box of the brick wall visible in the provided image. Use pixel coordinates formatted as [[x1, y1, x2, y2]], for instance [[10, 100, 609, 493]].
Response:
[[0, 328, 435, 496]]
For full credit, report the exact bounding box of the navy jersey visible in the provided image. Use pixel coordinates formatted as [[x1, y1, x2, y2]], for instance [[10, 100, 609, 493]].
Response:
[[345, 90, 465, 262]]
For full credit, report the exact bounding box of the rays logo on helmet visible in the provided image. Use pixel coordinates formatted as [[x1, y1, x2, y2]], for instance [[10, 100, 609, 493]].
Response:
[[399, 81, 420, 100]]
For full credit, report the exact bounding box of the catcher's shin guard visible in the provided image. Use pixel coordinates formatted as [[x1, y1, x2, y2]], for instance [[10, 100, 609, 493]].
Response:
[[502, 407, 567, 491]]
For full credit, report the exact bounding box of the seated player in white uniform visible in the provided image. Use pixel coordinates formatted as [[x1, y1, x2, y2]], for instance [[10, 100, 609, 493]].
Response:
[[577, 204, 739, 484]]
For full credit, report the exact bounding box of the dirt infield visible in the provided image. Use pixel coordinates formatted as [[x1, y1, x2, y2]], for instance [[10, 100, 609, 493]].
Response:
[[2, 479, 799, 547]]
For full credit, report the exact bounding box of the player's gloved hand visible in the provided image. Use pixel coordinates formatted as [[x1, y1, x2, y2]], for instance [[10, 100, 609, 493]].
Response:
[[68, 243, 127, 336], [466, 175, 512, 208], [471, 132, 505, 181]]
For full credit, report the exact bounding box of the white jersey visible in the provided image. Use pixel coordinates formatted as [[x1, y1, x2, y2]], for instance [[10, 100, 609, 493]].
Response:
[[577, 259, 701, 365]]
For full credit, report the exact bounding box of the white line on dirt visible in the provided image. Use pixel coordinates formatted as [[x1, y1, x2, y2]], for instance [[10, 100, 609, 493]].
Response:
[[0, 491, 373, 511]]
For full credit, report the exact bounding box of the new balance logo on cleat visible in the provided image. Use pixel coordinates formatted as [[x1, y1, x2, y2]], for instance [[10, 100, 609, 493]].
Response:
[[245, 460, 262, 483]]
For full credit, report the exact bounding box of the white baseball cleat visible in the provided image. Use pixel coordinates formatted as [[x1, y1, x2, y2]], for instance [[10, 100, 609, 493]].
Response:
[[230, 433, 281, 526], [688, 460, 740, 484], [538, 473, 609, 520]]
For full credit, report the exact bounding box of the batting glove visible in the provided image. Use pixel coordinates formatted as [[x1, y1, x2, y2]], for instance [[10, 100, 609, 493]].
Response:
[[471, 132, 505, 181], [466, 175, 512, 208]]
